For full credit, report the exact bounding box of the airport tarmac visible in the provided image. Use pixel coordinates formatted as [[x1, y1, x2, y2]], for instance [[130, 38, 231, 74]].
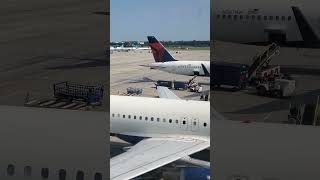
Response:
[[0, 0, 108, 110], [213, 41, 320, 123], [110, 50, 210, 98], [110, 49, 210, 141], [110, 49, 210, 179]]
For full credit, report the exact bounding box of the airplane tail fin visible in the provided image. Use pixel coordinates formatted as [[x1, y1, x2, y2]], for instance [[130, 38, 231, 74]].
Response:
[[147, 36, 177, 62], [201, 63, 210, 76], [291, 6, 320, 42]]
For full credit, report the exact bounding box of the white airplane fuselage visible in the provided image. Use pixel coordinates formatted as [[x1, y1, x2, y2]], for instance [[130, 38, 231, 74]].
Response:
[[150, 61, 210, 76], [110, 95, 210, 140], [111, 46, 151, 52], [213, 0, 320, 46]]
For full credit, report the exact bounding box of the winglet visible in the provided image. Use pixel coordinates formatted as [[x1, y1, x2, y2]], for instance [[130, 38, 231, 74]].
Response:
[[156, 86, 181, 100]]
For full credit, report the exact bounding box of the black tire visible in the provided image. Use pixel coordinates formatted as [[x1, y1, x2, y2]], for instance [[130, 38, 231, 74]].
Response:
[[257, 86, 266, 96], [241, 83, 246, 90], [238, 83, 246, 90], [272, 90, 283, 98]]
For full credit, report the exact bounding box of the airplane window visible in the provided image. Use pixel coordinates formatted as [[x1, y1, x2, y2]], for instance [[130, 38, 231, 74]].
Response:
[[176, 120, 179, 124], [7, 164, 15, 176], [193, 122, 197, 126], [276, 16, 279, 20], [264, 16, 267, 20], [76, 171, 84, 180], [269, 16, 273, 20], [163, 118, 166, 122], [204, 123, 207, 127], [128, 115, 131, 119], [59, 169, 67, 180], [157, 118, 160, 122], [117, 114, 120, 117], [24, 166, 32, 177], [288, 16, 292, 21], [239, 15, 243, 20], [233, 15, 237, 20], [94, 173, 102, 180], [134, 115, 136, 119], [139, 116, 142, 120], [245, 15, 249, 19], [41, 168, 49, 179], [169, 119, 172, 123], [282, 16, 285, 20], [230, 175, 249, 180], [183, 121, 186, 125], [151, 117, 154, 121], [112, 113, 115, 117], [257, 15, 261, 20], [123, 115, 125, 118], [222, 14, 226, 19], [145, 117, 148, 120]]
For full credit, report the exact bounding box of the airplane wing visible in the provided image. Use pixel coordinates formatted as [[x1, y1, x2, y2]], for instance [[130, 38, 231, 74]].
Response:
[[156, 86, 181, 100], [110, 137, 209, 180]]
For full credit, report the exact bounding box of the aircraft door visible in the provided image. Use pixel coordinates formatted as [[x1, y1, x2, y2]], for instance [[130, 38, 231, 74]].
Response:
[[180, 117, 189, 130], [264, 29, 287, 44], [191, 118, 199, 131]]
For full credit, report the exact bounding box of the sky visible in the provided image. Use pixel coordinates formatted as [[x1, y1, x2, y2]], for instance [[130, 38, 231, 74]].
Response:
[[111, 0, 210, 42]]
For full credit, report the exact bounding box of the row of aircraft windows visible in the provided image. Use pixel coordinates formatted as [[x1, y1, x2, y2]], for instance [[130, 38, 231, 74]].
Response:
[[216, 14, 292, 21], [4, 164, 102, 180], [112, 113, 208, 127], [178, 66, 202, 69]]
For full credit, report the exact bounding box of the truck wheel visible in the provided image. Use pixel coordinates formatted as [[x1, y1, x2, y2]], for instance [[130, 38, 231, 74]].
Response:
[[257, 86, 266, 96], [273, 90, 283, 98], [239, 84, 246, 90]]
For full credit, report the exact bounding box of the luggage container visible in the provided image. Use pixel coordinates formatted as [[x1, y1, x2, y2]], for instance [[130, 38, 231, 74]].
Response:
[[53, 81, 104, 103], [155, 80, 173, 89], [173, 81, 188, 90], [212, 62, 249, 89]]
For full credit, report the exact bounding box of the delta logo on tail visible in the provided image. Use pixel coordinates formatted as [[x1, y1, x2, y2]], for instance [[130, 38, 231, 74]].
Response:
[[147, 36, 177, 62]]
